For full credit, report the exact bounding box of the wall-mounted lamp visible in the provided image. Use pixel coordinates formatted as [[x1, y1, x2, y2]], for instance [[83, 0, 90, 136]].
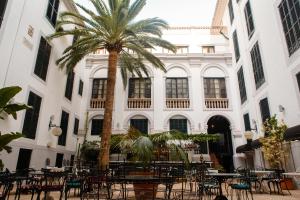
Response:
[[49, 115, 62, 136], [250, 119, 258, 132], [279, 105, 285, 112]]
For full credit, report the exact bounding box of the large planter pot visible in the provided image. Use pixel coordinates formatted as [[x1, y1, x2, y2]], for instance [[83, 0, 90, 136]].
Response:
[[280, 178, 294, 190], [130, 171, 158, 200]]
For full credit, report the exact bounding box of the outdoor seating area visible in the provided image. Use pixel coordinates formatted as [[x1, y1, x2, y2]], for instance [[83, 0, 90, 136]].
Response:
[[1, 161, 300, 200]]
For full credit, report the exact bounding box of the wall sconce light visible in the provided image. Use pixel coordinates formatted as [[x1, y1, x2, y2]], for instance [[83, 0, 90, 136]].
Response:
[[279, 105, 285, 112], [49, 115, 62, 136], [250, 119, 258, 132]]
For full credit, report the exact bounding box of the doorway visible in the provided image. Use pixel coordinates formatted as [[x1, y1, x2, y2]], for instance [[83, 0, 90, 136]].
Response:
[[207, 115, 234, 172]]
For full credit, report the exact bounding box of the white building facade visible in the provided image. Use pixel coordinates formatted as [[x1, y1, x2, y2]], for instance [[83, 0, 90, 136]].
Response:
[[0, 0, 86, 170], [3, 0, 299, 173], [82, 27, 246, 172], [215, 0, 300, 170]]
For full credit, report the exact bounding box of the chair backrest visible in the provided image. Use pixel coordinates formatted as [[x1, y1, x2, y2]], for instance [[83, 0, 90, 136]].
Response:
[[0, 172, 14, 198], [42, 170, 67, 187]]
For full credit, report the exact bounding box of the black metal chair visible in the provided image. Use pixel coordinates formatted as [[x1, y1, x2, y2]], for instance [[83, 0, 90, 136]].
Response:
[[14, 168, 37, 200], [0, 171, 14, 200], [81, 169, 111, 200], [265, 169, 291, 195], [36, 169, 68, 200], [64, 172, 85, 200], [230, 169, 253, 200]]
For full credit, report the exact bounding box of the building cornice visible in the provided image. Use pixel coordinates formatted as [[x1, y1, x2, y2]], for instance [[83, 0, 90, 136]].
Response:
[[62, 0, 78, 13], [211, 0, 229, 30]]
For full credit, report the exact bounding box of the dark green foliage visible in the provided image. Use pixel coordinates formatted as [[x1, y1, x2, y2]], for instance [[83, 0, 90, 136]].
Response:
[[0, 86, 29, 170]]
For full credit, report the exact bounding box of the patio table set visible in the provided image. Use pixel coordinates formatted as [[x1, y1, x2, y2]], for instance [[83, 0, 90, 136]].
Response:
[[0, 162, 299, 200]]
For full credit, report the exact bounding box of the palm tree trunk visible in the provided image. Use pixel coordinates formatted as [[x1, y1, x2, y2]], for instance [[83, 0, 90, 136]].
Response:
[[98, 51, 118, 170]]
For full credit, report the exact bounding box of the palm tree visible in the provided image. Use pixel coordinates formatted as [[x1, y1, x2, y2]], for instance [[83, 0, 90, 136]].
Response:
[[48, 0, 176, 169]]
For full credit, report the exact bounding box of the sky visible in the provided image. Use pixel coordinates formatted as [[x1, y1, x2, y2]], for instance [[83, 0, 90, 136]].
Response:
[[74, 0, 218, 26]]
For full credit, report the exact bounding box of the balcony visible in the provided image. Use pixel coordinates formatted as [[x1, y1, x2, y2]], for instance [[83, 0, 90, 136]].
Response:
[[90, 98, 106, 109], [166, 98, 190, 109], [205, 98, 229, 109], [128, 98, 151, 109]]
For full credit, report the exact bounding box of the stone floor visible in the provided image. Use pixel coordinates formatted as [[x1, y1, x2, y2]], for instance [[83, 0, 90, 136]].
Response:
[[6, 185, 300, 200]]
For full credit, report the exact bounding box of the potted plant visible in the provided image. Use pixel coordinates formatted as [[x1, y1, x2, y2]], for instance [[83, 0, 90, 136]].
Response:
[[0, 86, 30, 171], [260, 115, 294, 190], [109, 128, 187, 199], [110, 127, 219, 199]]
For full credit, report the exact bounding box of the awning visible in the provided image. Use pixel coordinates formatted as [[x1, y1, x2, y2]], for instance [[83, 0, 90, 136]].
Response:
[[251, 139, 262, 149], [284, 125, 300, 141], [236, 143, 252, 153]]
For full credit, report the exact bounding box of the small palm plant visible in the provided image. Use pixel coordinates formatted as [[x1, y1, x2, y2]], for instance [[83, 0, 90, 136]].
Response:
[[0, 86, 30, 170], [47, 0, 176, 169]]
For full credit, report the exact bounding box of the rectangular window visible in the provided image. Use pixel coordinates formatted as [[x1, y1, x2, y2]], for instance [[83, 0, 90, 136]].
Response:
[[46, 0, 60, 26], [16, 149, 32, 170], [128, 78, 151, 98], [202, 46, 215, 53], [278, 0, 300, 55], [228, 0, 235, 24], [233, 30, 240, 62], [243, 113, 251, 131], [204, 78, 227, 98], [65, 71, 75, 101], [34, 37, 52, 81], [195, 142, 208, 154], [130, 119, 148, 135], [250, 42, 265, 89], [78, 79, 83, 96], [73, 118, 79, 135], [244, 1, 255, 38], [58, 110, 69, 146], [55, 153, 64, 167], [166, 78, 189, 98], [237, 67, 247, 103], [22, 92, 42, 139], [259, 98, 271, 123], [296, 72, 300, 92], [92, 79, 107, 99], [70, 155, 75, 166], [0, 0, 8, 27], [91, 119, 103, 136], [170, 119, 187, 134]]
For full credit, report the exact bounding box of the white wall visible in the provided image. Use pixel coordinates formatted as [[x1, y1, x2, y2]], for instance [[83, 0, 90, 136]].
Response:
[[0, 0, 85, 170]]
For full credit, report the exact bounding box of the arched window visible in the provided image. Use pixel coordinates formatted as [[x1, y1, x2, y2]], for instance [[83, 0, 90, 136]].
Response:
[[130, 115, 149, 135], [169, 116, 189, 134]]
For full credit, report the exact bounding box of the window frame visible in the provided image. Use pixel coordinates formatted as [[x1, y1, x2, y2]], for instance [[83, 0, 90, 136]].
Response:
[[58, 110, 69, 146], [0, 0, 8, 28], [228, 0, 235, 24], [128, 78, 151, 98], [46, 0, 60, 27], [22, 91, 42, 140], [73, 117, 79, 135], [166, 78, 189, 99], [244, 1, 255, 39], [203, 78, 227, 99], [130, 119, 149, 135], [92, 78, 107, 99], [33, 37, 52, 81], [250, 42, 265, 89], [169, 118, 188, 134], [78, 79, 83, 96], [237, 66, 247, 103], [91, 118, 103, 136], [259, 97, 271, 124], [65, 71, 75, 101], [232, 30, 240, 62], [278, 0, 300, 56]]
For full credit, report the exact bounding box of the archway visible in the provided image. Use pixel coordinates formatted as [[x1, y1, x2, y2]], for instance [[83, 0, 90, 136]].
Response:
[[207, 115, 234, 172]]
